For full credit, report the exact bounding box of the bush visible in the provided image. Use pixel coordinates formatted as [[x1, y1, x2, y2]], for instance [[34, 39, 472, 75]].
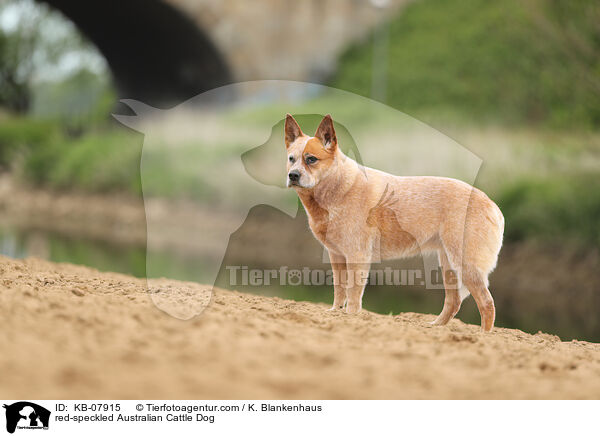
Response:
[[22, 130, 143, 194], [0, 118, 59, 168], [0, 116, 142, 194], [496, 173, 600, 247]]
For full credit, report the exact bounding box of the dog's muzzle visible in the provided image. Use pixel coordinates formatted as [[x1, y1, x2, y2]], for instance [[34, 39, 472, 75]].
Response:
[[288, 170, 300, 186]]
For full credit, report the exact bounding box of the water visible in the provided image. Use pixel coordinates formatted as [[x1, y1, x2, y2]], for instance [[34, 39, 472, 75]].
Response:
[[0, 226, 148, 277]]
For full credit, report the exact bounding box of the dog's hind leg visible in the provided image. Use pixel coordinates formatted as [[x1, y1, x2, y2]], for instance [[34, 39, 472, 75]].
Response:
[[463, 266, 495, 332], [431, 249, 462, 326]]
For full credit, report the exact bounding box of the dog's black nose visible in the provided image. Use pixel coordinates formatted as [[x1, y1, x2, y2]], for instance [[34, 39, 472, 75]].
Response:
[[288, 170, 300, 182]]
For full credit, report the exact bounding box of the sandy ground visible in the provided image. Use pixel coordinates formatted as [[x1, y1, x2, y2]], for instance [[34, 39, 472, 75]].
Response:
[[1, 255, 599, 400]]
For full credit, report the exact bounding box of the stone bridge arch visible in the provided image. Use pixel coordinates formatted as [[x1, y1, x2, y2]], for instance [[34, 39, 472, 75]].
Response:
[[41, 0, 405, 106]]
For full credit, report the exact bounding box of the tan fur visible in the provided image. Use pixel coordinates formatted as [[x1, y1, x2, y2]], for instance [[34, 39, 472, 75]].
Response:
[[284, 114, 504, 331]]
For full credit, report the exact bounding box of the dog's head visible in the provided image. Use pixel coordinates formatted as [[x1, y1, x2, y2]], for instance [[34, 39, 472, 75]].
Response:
[[284, 114, 338, 189]]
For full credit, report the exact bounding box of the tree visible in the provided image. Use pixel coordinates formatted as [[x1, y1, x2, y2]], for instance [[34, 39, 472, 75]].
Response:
[[0, 0, 109, 115], [0, 0, 44, 113]]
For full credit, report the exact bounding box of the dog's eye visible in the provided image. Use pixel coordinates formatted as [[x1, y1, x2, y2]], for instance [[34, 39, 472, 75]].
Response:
[[305, 156, 318, 165], [288, 156, 295, 163]]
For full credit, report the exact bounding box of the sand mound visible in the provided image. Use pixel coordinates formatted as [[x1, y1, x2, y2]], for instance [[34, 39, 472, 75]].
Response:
[[1, 256, 599, 399]]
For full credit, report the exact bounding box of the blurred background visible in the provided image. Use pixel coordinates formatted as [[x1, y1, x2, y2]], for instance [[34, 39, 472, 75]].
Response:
[[0, 0, 598, 340]]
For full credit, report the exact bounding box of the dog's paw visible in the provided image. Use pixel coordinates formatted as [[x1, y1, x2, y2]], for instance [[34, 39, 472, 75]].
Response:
[[345, 303, 361, 314], [326, 305, 344, 312]]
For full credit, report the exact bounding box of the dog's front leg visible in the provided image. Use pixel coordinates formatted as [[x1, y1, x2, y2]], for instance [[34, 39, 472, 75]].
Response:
[[345, 255, 371, 314], [328, 251, 347, 310]]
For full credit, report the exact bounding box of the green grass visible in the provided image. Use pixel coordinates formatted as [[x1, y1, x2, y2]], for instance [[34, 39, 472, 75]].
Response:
[[332, 0, 600, 129]]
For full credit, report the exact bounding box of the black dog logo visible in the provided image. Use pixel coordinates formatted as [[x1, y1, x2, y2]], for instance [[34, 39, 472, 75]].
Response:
[[3, 402, 50, 433]]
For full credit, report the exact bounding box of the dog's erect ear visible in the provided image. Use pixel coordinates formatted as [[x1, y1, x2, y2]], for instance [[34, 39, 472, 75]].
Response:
[[315, 114, 337, 152], [284, 114, 303, 148]]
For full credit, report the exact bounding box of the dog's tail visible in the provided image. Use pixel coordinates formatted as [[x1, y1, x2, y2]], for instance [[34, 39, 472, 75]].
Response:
[[459, 286, 470, 302]]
